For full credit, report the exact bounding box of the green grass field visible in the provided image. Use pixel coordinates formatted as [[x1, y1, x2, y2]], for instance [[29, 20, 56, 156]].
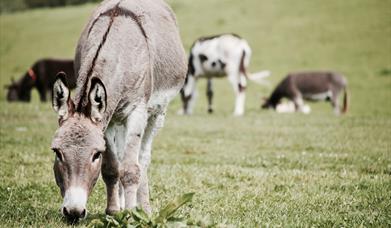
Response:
[[1, 0, 390, 226]]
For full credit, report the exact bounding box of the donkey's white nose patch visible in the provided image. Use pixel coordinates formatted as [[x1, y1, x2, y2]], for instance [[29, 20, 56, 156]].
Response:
[[63, 187, 87, 209]]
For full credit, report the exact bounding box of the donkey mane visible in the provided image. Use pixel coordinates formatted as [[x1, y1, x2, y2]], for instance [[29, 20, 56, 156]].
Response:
[[76, 3, 149, 114]]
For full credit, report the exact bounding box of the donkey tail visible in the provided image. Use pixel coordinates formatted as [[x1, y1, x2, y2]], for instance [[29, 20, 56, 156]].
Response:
[[342, 88, 348, 114], [248, 70, 272, 87]]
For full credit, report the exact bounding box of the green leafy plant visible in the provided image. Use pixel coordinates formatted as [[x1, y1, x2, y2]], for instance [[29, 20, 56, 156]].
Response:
[[88, 193, 197, 228]]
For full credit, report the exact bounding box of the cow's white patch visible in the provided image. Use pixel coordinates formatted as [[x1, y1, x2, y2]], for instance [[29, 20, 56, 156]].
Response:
[[304, 91, 332, 101], [62, 187, 88, 210]]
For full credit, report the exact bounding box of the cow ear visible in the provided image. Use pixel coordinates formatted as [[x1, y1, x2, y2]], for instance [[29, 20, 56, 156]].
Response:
[[52, 72, 74, 124], [88, 77, 107, 123]]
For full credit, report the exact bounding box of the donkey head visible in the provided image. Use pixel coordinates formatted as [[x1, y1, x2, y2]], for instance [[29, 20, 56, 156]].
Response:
[[261, 97, 277, 109], [5, 78, 21, 102], [51, 72, 107, 222]]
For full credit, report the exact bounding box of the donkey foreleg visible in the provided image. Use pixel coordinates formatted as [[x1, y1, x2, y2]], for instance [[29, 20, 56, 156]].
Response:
[[292, 94, 305, 112], [137, 110, 166, 214], [331, 95, 341, 115], [102, 129, 121, 215], [120, 104, 148, 209], [102, 124, 126, 214], [118, 182, 125, 209]]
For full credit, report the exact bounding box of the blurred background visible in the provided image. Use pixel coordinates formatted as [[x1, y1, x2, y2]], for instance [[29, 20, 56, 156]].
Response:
[[0, 0, 390, 114]]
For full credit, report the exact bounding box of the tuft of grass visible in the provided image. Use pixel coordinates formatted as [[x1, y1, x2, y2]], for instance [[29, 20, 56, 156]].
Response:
[[86, 193, 225, 228]]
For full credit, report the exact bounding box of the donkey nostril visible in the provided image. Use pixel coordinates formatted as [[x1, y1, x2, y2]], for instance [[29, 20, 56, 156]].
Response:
[[62, 206, 86, 222], [62, 207, 69, 217], [81, 209, 86, 218]]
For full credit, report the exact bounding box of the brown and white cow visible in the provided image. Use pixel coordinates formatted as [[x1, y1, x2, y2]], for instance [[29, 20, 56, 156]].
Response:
[[261, 71, 348, 114], [50, 0, 186, 222]]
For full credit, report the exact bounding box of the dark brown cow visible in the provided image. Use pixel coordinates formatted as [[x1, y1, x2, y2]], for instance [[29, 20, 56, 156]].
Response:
[[5, 58, 76, 102], [262, 71, 348, 114]]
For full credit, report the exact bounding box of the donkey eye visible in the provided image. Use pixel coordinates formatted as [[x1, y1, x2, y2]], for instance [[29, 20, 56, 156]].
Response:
[[52, 149, 63, 162], [92, 151, 102, 162]]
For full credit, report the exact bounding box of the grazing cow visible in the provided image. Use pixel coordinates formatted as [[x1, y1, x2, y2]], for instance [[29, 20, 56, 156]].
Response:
[[180, 33, 270, 116], [50, 0, 186, 222], [262, 71, 348, 114], [5, 59, 76, 102]]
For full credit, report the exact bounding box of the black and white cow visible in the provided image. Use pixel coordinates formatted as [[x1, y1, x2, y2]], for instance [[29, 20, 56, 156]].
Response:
[[262, 71, 348, 115], [180, 33, 270, 116]]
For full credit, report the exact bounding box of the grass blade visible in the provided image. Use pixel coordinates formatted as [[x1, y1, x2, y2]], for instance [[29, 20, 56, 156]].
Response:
[[155, 192, 195, 223]]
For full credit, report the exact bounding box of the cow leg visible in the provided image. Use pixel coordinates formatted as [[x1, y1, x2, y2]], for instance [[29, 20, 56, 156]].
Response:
[[120, 103, 148, 209], [206, 79, 214, 113], [137, 108, 166, 214], [102, 125, 122, 215]]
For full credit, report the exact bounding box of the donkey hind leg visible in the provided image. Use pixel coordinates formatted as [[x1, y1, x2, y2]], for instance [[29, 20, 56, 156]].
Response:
[[206, 78, 214, 113], [228, 72, 246, 116], [102, 125, 123, 214], [330, 91, 341, 115], [137, 109, 166, 214], [120, 104, 148, 209]]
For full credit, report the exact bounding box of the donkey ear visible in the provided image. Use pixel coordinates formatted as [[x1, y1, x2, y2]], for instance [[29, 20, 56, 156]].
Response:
[[52, 72, 74, 123], [88, 77, 107, 123]]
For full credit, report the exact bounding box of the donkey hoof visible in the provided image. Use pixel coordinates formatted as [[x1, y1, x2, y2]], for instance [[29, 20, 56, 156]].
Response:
[[105, 208, 120, 215], [208, 108, 213, 113]]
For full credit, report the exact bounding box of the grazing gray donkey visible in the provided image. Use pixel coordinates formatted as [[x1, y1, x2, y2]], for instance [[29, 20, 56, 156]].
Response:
[[261, 71, 348, 114], [50, 0, 186, 222]]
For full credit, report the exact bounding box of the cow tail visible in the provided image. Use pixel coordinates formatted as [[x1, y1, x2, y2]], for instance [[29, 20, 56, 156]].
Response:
[[342, 88, 348, 114]]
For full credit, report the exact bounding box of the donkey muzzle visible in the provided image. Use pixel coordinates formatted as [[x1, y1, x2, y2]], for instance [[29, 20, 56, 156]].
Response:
[[61, 187, 88, 221]]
